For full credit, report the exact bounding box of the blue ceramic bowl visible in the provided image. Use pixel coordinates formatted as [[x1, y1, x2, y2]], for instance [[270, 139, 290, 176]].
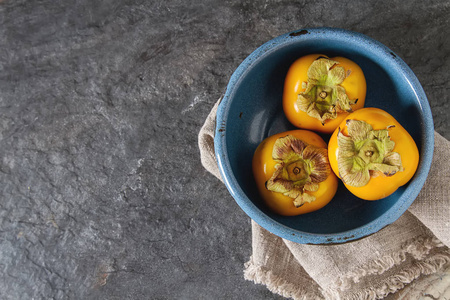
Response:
[[214, 28, 434, 244]]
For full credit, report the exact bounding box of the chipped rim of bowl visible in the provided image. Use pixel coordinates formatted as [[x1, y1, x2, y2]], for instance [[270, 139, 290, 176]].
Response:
[[214, 27, 434, 244]]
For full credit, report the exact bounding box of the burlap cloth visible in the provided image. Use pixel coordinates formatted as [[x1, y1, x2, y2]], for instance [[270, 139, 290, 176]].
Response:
[[198, 100, 450, 299]]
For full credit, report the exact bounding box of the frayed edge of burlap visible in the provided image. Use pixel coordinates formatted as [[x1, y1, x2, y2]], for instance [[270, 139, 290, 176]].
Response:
[[338, 236, 446, 287], [325, 236, 450, 300], [244, 256, 324, 300]]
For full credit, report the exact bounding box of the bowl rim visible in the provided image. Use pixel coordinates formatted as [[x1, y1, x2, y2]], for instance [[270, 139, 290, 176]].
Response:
[[214, 27, 434, 244]]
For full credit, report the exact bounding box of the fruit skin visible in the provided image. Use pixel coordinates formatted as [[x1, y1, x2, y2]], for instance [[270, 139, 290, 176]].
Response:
[[283, 54, 367, 133], [252, 130, 338, 216], [328, 108, 420, 200]]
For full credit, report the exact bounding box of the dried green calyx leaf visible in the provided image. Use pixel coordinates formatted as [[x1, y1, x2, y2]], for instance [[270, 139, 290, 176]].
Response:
[[297, 58, 357, 124], [266, 135, 331, 207], [337, 120, 404, 187]]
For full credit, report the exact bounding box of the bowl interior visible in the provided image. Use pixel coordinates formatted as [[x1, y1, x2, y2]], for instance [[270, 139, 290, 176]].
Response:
[[216, 29, 433, 243]]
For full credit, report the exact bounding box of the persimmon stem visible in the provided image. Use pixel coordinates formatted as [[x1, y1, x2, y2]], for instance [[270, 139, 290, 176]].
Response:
[[265, 135, 331, 207], [337, 120, 404, 187], [297, 58, 357, 123]]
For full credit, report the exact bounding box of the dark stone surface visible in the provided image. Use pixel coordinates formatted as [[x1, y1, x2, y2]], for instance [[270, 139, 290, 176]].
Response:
[[0, 0, 448, 299]]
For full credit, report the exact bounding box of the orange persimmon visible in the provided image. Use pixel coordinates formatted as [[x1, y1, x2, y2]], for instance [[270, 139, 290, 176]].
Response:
[[328, 108, 419, 200], [283, 54, 366, 133], [253, 130, 338, 216]]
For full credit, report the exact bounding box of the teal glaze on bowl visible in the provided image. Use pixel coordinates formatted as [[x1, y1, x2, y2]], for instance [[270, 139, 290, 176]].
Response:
[[214, 28, 434, 244]]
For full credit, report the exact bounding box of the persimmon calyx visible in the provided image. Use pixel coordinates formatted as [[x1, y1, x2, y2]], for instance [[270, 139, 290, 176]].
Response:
[[297, 58, 357, 124], [337, 120, 404, 187], [265, 135, 330, 207]]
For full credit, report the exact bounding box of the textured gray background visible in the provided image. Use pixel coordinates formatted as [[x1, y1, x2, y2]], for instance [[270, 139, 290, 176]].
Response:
[[0, 0, 449, 299]]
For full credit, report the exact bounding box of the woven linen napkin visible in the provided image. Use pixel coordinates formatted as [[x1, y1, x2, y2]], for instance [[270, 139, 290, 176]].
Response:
[[198, 100, 450, 299]]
